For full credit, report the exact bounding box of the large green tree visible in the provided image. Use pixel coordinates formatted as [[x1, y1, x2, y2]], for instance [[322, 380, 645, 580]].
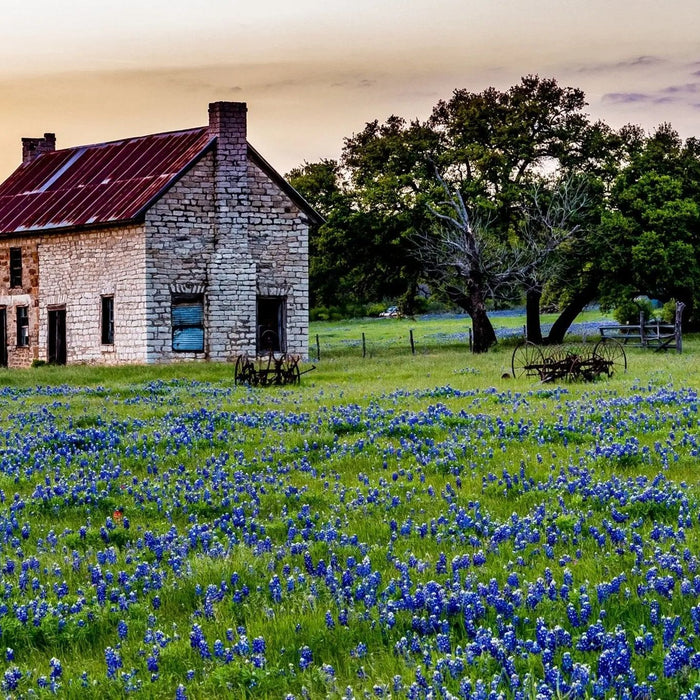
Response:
[[597, 124, 700, 324]]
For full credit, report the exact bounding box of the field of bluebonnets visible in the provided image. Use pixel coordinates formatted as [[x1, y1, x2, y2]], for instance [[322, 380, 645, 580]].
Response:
[[2, 329, 700, 699]]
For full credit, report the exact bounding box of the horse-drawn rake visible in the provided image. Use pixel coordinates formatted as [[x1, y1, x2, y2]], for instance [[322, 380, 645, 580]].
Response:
[[511, 338, 627, 382], [234, 352, 315, 387]]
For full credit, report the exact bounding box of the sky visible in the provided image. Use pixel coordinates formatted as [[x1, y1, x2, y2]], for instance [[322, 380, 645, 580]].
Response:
[[1, 0, 699, 179]]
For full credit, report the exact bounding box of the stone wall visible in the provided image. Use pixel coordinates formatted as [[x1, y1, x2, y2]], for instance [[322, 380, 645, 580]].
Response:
[[144, 152, 216, 362], [144, 149, 309, 362], [0, 239, 40, 367], [248, 162, 309, 356], [37, 225, 147, 364]]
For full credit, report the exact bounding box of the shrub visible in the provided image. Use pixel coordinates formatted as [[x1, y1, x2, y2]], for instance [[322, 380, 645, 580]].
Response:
[[366, 302, 389, 317], [661, 300, 678, 324], [310, 306, 329, 322], [613, 298, 653, 325]]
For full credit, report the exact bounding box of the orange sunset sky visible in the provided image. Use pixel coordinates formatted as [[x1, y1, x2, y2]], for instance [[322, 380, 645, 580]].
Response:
[[1, 0, 699, 179]]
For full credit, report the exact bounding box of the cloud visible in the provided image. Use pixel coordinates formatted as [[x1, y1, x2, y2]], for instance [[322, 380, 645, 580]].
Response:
[[576, 54, 666, 74], [602, 83, 700, 106], [661, 82, 700, 94], [330, 77, 377, 89], [602, 92, 655, 104]]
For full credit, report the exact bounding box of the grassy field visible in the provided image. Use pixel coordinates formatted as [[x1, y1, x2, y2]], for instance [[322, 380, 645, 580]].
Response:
[[309, 309, 614, 359], [1, 320, 700, 698]]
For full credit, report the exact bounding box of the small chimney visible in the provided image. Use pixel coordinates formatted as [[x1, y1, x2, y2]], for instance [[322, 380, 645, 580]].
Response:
[[22, 133, 56, 164]]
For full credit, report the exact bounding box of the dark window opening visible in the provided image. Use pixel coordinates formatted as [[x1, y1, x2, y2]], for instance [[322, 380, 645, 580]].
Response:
[[172, 293, 204, 352], [9, 248, 22, 288], [256, 296, 286, 353], [16, 306, 28, 347], [101, 296, 114, 345]]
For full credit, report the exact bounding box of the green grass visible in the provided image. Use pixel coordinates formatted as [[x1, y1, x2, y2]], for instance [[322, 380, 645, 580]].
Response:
[[0, 315, 699, 698], [309, 308, 614, 358]]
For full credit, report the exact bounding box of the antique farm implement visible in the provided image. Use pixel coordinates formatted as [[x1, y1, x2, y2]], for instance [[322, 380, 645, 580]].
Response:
[[234, 352, 315, 387], [511, 338, 626, 382]]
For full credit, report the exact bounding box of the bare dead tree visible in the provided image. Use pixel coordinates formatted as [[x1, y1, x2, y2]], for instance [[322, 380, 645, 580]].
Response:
[[513, 175, 592, 343], [413, 170, 592, 351], [412, 171, 504, 352]]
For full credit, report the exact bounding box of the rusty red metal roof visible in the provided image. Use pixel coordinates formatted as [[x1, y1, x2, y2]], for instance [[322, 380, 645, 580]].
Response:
[[0, 127, 214, 234]]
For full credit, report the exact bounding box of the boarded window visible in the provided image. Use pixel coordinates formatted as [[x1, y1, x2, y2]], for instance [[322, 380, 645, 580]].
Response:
[[9, 248, 22, 288], [16, 306, 29, 346], [101, 296, 114, 345], [172, 294, 204, 352]]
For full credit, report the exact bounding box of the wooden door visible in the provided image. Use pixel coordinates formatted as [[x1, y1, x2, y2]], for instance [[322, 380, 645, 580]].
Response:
[[48, 308, 67, 365], [0, 309, 6, 367]]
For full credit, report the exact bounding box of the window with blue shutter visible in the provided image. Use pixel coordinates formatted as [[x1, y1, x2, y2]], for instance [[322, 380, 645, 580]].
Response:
[[172, 294, 204, 352]]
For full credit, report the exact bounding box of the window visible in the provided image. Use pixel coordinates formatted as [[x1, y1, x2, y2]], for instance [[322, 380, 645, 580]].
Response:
[[171, 294, 204, 352], [16, 306, 28, 346], [101, 296, 114, 345], [9, 248, 22, 288]]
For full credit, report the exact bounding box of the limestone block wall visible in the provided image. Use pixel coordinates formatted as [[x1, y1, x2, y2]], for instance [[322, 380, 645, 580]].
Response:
[[248, 162, 309, 356], [0, 239, 40, 368], [37, 225, 147, 364], [207, 102, 257, 360], [144, 153, 217, 362]]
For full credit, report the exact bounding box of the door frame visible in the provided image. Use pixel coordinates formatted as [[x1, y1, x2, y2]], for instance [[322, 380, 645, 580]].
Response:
[[0, 308, 6, 367], [47, 306, 67, 365], [256, 296, 286, 353]]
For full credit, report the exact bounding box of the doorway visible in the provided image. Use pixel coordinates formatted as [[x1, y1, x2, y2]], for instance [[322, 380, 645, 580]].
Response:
[[256, 296, 286, 353], [48, 308, 66, 364], [0, 309, 6, 367]]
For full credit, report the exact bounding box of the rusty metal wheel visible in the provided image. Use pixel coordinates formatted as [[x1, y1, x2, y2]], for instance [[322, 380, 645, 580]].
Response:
[[511, 342, 545, 379], [593, 338, 627, 376]]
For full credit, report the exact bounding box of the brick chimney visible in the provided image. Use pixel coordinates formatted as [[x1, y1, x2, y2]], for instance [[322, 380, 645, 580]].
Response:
[[22, 133, 56, 164], [206, 101, 256, 357]]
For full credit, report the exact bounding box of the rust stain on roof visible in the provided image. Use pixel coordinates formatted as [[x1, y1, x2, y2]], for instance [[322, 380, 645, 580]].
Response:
[[0, 128, 213, 234]]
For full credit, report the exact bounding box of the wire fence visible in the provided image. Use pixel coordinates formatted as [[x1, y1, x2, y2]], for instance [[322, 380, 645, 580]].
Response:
[[308, 319, 611, 360]]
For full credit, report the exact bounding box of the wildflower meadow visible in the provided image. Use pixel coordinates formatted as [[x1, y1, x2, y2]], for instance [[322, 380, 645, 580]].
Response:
[[2, 338, 700, 699]]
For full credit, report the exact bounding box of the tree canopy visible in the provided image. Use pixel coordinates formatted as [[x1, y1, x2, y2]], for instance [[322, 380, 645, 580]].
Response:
[[288, 76, 700, 346]]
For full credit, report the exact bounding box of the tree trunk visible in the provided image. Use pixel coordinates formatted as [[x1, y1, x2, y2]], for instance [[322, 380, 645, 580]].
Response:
[[445, 284, 497, 353], [470, 291, 497, 352], [545, 280, 598, 344], [525, 288, 543, 345]]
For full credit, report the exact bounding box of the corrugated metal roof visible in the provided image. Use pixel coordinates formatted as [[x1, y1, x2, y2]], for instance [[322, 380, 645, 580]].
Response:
[[0, 128, 214, 234]]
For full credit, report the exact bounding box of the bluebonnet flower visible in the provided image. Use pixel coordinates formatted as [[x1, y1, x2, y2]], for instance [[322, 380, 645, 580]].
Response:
[[105, 646, 123, 679], [3, 666, 21, 691], [49, 657, 62, 679], [190, 624, 211, 660], [118, 619, 128, 640], [299, 645, 313, 670]]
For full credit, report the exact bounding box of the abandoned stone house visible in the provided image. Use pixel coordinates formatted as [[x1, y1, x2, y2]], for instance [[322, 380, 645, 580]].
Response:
[[0, 101, 318, 368]]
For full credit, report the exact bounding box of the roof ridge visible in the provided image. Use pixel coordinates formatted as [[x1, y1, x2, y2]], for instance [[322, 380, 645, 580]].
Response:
[[47, 126, 210, 155]]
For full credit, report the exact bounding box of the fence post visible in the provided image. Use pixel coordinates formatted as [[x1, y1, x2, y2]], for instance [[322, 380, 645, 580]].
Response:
[[639, 310, 646, 348], [523, 325, 527, 341], [362, 332, 366, 358], [409, 329, 415, 355], [315, 334, 321, 361], [676, 301, 685, 354]]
